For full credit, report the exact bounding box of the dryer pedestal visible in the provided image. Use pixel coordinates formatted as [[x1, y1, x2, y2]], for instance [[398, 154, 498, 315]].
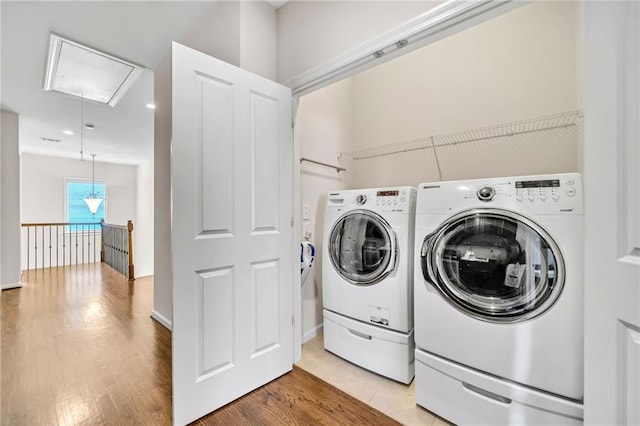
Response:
[[323, 309, 414, 384]]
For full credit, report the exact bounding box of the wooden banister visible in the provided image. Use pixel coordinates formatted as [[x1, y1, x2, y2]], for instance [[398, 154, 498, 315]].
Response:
[[127, 220, 134, 282], [100, 220, 135, 282]]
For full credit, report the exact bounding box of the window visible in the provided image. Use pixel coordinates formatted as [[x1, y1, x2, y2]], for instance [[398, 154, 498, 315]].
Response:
[[66, 179, 106, 231]]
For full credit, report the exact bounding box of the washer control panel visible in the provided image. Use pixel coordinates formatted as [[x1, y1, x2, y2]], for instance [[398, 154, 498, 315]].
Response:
[[416, 173, 583, 215]]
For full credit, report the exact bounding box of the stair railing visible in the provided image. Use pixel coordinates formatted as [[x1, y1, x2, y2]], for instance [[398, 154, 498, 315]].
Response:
[[21, 220, 135, 281]]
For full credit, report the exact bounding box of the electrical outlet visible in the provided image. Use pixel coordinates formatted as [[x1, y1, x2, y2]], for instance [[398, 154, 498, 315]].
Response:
[[303, 223, 312, 240], [303, 204, 311, 220]]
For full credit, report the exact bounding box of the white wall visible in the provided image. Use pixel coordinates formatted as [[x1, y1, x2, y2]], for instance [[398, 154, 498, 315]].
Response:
[[180, 1, 241, 69], [276, 1, 440, 83], [21, 154, 137, 224], [153, 0, 278, 329], [240, 1, 277, 81], [348, 1, 579, 188], [20, 154, 137, 270], [135, 160, 154, 277], [298, 79, 352, 340], [153, 54, 173, 329], [1, 110, 21, 289]]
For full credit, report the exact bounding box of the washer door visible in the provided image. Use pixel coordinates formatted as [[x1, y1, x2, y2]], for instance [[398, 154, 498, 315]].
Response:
[[421, 208, 565, 323], [329, 209, 397, 285]]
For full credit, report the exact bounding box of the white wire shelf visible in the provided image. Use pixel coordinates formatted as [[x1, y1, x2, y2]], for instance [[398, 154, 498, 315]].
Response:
[[341, 110, 582, 161]]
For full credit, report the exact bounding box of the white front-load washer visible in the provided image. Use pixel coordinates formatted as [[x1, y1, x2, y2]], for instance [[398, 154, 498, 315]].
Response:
[[413, 173, 584, 425], [322, 187, 416, 383]]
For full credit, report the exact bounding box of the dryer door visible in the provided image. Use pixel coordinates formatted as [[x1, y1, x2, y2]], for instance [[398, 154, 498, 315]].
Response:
[[421, 208, 565, 323], [329, 210, 397, 286]]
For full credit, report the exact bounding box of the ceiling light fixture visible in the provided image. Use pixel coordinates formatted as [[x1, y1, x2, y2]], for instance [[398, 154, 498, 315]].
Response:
[[43, 33, 144, 107], [83, 154, 103, 215]]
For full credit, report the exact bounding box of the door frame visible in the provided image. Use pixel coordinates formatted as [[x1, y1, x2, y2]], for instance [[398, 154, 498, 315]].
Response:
[[285, 0, 526, 361]]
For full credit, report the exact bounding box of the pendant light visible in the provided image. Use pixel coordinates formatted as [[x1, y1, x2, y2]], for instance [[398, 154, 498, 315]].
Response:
[[83, 154, 103, 214], [77, 94, 102, 214]]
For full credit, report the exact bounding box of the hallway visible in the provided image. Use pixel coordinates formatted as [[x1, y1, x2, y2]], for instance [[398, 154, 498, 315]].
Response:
[[1, 264, 403, 425], [1, 265, 172, 424]]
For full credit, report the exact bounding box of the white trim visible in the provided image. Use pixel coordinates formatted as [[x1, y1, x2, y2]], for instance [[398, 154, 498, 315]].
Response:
[[303, 324, 324, 344], [151, 310, 172, 331], [292, 96, 302, 362], [285, 0, 526, 96], [2, 282, 22, 290]]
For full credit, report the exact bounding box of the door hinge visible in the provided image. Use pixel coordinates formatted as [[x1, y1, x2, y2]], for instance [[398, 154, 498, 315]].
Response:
[[292, 315, 295, 326], [291, 217, 294, 228]]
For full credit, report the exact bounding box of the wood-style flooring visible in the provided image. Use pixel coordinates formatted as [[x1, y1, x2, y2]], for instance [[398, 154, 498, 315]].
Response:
[[195, 366, 400, 425], [1, 264, 399, 425]]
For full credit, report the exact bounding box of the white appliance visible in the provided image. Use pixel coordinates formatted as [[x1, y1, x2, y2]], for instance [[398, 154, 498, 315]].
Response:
[[414, 173, 584, 424], [322, 187, 416, 383]]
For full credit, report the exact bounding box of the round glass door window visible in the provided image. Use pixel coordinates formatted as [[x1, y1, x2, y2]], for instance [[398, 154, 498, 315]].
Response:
[[329, 210, 396, 285], [421, 209, 565, 323]]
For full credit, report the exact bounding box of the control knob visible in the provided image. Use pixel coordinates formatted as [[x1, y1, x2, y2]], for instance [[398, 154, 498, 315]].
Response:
[[476, 186, 496, 202], [356, 194, 367, 205]]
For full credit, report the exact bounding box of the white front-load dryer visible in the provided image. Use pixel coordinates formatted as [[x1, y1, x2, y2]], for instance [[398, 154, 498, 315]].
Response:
[[413, 173, 584, 425], [322, 187, 416, 383]]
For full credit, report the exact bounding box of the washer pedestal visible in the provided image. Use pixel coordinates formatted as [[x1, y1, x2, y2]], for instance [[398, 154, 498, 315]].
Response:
[[323, 309, 414, 384]]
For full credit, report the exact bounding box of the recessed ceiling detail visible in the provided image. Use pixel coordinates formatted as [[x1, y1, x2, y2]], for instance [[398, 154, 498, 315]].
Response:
[[43, 34, 144, 107]]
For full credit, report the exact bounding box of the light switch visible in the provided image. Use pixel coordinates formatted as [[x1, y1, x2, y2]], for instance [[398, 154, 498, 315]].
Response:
[[303, 204, 311, 220]]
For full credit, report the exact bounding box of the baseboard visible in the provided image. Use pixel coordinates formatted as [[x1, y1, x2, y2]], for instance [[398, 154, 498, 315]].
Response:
[[151, 310, 173, 331], [1, 282, 22, 290], [302, 324, 323, 344]]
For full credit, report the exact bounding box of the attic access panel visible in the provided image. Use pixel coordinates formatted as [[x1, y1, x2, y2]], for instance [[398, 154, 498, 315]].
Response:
[[44, 34, 143, 107]]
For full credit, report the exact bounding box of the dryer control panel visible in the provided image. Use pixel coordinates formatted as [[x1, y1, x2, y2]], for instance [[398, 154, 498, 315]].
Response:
[[375, 189, 408, 208], [326, 187, 416, 214]]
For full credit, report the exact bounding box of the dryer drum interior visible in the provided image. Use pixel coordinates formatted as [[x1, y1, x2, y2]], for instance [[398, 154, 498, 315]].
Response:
[[422, 209, 566, 323], [329, 210, 396, 285]]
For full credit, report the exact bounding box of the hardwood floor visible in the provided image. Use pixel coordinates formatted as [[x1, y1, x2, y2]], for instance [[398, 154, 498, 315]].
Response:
[[1, 265, 172, 425], [1, 264, 400, 425], [195, 367, 400, 425]]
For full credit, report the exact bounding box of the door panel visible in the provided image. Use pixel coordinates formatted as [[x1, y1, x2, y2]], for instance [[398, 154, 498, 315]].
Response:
[[198, 74, 234, 235], [251, 92, 280, 233], [172, 42, 293, 425], [584, 2, 640, 424]]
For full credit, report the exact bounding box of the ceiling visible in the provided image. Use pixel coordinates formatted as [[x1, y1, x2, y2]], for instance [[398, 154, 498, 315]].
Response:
[[1, 1, 226, 165]]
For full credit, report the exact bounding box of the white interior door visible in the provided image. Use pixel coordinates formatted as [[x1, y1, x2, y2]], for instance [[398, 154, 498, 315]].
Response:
[[171, 42, 293, 425], [584, 2, 640, 424]]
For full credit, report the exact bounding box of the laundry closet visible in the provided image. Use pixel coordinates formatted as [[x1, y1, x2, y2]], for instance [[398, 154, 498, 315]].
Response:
[[295, 1, 581, 423]]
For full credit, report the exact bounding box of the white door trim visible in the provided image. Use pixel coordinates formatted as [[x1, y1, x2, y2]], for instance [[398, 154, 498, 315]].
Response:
[[284, 0, 525, 96], [583, 2, 640, 423]]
